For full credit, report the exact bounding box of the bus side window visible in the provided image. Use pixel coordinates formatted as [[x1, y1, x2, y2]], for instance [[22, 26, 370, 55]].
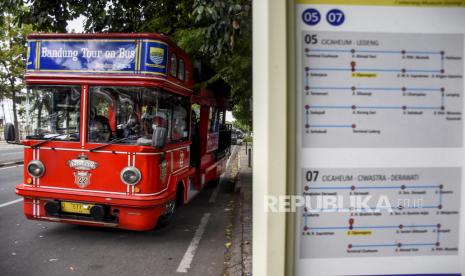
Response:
[[208, 107, 219, 133], [172, 102, 188, 141], [178, 59, 185, 81], [170, 53, 177, 77], [158, 94, 173, 143]]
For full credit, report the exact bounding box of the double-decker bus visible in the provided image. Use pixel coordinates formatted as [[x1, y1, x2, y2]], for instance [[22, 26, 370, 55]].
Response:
[[4, 33, 231, 231]]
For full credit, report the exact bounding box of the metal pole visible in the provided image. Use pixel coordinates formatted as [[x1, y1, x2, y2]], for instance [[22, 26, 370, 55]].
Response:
[[245, 142, 248, 154], [248, 148, 252, 168]]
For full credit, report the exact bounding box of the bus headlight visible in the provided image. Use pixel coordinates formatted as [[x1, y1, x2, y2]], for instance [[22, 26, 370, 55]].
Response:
[[27, 160, 45, 178], [120, 166, 141, 185]]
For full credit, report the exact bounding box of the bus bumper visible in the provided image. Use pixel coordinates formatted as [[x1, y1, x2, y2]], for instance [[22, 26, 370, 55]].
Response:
[[15, 184, 172, 231]]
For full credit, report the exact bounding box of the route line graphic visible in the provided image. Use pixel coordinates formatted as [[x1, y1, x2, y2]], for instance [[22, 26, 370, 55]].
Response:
[[303, 86, 446, 129], [304, 47, 445, 74], [302, 183, 447, 249], [302, 183, 444, 211], [303, 216, 443, 249]]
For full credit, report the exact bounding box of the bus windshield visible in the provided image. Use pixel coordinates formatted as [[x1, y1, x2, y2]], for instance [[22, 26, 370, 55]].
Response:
[[25, 85, 81, 141], [88, 86, 190, 146]]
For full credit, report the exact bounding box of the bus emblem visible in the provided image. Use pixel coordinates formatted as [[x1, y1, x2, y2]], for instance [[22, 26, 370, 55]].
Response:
[[149, 47, 164, 65], [67, 154, 99, 188]]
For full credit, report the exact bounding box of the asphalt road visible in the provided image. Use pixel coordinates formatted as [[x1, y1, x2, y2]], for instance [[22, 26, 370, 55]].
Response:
[[0, 165, 236, 276], [0, 143, 23, 164]]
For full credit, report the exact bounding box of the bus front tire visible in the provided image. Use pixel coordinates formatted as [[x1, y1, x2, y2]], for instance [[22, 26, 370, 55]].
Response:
[[157, 182, 184, 228], [157, 199, 176, 228]]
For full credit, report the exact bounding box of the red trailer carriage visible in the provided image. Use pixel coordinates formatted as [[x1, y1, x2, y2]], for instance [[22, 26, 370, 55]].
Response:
[[6, 33, 231, 231]]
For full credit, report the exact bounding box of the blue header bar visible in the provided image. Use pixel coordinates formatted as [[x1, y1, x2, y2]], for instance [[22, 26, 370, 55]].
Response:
[[27, 39, 168, 76]]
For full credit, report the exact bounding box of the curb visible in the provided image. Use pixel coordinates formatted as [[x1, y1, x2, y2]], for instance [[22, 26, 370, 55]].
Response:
[[0, 160, 24, 168], [225, 146, 253, 276]]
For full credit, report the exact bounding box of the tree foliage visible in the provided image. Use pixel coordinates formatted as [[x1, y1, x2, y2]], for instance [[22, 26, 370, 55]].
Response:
[[0, 4, 33, 140], [22, 0, 252, 127]]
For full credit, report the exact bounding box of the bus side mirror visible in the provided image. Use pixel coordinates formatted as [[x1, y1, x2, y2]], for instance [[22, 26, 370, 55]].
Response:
[[3, 123, 17, 143], [152, 126, 167, 149]]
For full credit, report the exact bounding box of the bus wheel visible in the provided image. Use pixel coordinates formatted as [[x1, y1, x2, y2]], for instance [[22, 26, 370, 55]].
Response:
[[157, 182, 183, 227], [157, 199, 176, 228], [207, 177, 220, 188]]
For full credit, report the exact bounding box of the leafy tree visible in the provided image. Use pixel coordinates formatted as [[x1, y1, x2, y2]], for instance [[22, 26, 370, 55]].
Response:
[[0, 9, 32, 141], [190, 0, 252, 128], [23, 0, 252, 128]]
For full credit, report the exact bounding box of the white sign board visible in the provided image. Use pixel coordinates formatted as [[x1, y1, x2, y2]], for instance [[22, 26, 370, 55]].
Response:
[[294, 1, 465, 275]]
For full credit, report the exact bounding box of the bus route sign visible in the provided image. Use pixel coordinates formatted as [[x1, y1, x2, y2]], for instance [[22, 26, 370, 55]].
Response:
[[27, 39, 168, 75]]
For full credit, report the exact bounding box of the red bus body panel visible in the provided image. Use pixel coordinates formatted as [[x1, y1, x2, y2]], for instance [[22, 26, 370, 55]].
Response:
[[15, 33, 229, 230]]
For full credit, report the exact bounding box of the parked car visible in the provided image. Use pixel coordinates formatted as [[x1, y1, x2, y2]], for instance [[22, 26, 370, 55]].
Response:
[[232, 130, 243, 145]]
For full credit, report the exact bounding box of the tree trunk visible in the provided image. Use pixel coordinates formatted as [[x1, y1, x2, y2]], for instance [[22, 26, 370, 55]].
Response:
[[10, 79, 20, 142]]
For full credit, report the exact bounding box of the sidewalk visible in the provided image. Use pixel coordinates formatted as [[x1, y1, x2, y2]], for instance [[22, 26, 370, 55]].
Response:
[[224, 144, 252, 275]]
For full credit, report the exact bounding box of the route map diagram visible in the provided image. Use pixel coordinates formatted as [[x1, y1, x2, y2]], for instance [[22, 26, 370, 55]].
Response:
[[301, 31, 464, 148], [299, 167, 461, 259]]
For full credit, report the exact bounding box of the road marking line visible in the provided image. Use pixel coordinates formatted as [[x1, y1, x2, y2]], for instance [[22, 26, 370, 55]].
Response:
[[209, 183, 221, 203], [176, 213, 211, 273], [209, 146, 239, 204], [0, 198, 23, 208], [0, 164, 24, 171]]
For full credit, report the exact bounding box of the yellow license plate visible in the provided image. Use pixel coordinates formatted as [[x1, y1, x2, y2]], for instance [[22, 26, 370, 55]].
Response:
[[60, 202, 93, 215]]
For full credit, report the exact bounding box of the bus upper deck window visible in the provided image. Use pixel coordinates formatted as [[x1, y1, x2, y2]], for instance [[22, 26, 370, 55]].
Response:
[[170, 53, 177, 77], [178, 59, 185, 81]]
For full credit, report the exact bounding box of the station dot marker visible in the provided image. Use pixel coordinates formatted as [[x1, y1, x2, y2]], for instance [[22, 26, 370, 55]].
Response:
[[351, 86, 356, 91], [401, 50, 406, 55], [402, 87, 406, 92], [441, 87, 445, 92], [351, 185, 356, 190], [305, 48, 309, 53], [401, 185, 406, 190], [441, 106, 445, 110], [305, 105, 310, 109], [304, 226, 309, 231], [440, 69, 445, 74], [399, 224, 403, 229], [351, 124, 356, 129], [305, 86, 309, 90], [305, 124, 310, 128], [304, 186, 309, 191], [349, 226, 353, 230], [439, 184, 444, 189], [305, 67, 309, 72], [351, 49, 355, 54], [402, 106, 407, 110], [352, 105, 356, 110], [437, 223, 441, 228], [436, 242, 440, 246], [401, 68, 406, 73], [348, 244, 353, 249], [440, 50, 445, 55], [304, 207, 308, 212], [438, 204, 442, 210], [398, 243, 402, 248]]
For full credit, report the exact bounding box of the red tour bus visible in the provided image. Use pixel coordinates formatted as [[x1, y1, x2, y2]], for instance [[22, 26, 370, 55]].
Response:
[[5, 33, 232, 231]]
